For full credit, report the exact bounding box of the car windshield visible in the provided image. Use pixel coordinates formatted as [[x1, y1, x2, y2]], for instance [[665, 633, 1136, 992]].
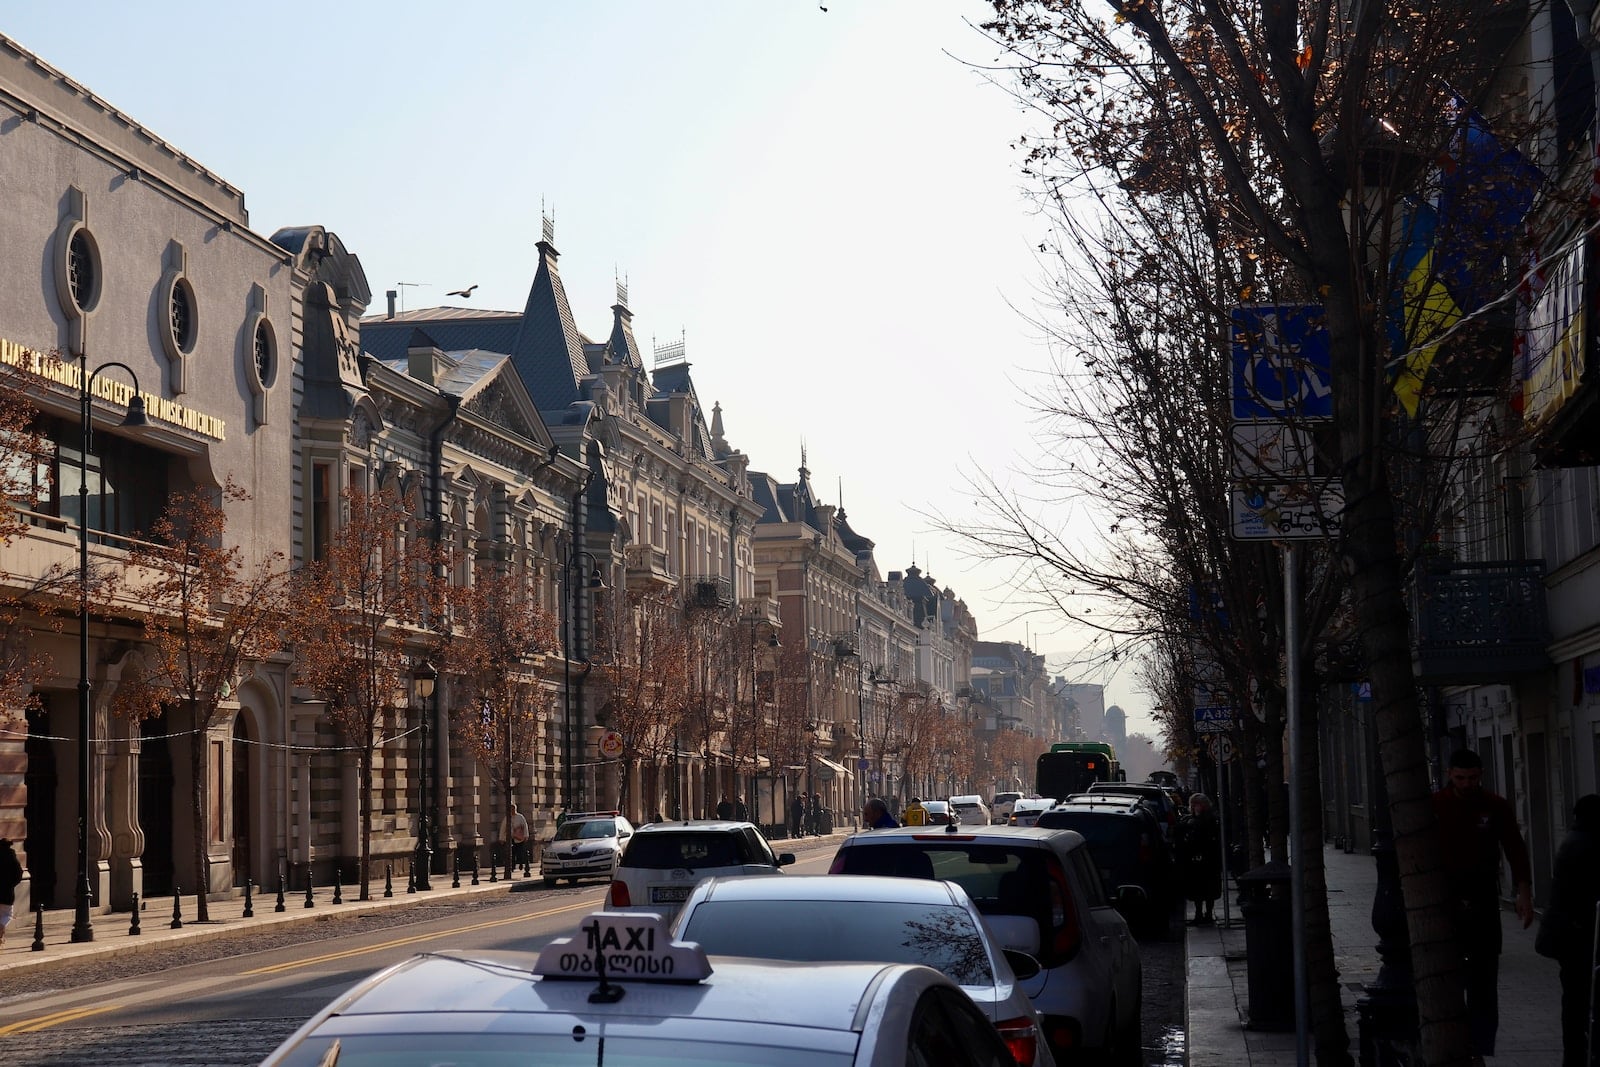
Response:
[[626, 832, 748, 868], [834, 842, 1047, 921], [555, 820, 616, 841], [272, 1032, 852, 1067], [680, 899, 995, 986]]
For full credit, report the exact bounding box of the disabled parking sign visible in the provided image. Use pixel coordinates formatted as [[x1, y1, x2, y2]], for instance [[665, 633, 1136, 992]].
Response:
[[1231, 306, 1333, 421]]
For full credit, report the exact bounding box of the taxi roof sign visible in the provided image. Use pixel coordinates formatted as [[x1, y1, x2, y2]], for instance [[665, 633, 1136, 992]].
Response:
[[534, 911, 712, 983]]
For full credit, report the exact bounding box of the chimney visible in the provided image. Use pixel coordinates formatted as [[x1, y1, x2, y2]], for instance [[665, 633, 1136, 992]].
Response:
[[386, 289, 397, 319]]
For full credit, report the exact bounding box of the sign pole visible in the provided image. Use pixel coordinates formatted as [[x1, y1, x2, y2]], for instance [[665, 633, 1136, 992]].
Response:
[[1285, 542, 1310, 1067]]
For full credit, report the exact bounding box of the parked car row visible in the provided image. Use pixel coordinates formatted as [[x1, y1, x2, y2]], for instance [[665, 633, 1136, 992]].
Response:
[[263, 816, 1151, 1067]]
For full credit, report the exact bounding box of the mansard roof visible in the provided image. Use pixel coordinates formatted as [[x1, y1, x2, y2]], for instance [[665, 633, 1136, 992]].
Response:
[[363, 308, 522, 364]]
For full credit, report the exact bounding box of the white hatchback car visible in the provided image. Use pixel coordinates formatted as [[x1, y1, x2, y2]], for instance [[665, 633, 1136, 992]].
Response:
[[262, 909, 1019, 1066], [540, 810, 634, 886], [950, 795, 992, 826], [605, 819, 794, 921], [673, 874, 1056, 1066], [1008, 798, 1059, 828]]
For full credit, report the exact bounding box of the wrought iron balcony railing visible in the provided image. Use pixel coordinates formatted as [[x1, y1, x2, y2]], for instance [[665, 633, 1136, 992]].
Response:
[[1410, 559, 1549, 685]]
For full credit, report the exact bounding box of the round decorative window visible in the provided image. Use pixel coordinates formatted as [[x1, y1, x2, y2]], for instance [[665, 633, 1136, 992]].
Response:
[[253, 320, 275, 388], [169, 278, 197, 353], [67, 229, 100, 311]]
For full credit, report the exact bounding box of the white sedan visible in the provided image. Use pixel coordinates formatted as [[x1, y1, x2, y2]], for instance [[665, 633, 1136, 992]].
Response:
[[261, 910, 1019, 1067], [672, 874, 1055, 1066]]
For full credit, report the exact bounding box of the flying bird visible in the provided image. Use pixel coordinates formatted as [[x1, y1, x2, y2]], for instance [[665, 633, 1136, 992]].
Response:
[[446, 284, 478, 298]]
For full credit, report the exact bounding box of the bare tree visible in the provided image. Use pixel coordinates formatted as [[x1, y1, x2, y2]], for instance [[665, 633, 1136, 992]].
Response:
[[292, 485, 450, 899], [978, 2, 1551, 1059], [113, 481, 291, 920], [593, 587, 691, 821]]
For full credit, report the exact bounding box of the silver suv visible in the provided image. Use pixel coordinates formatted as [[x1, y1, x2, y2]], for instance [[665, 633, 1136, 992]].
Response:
[[829, 823, 1143, 1066], [540, 811, 634, 886], [605, 819, 794, 921]]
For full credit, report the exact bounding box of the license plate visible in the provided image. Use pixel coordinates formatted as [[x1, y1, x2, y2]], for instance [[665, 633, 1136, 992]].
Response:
[[650, 886, 691, 904]]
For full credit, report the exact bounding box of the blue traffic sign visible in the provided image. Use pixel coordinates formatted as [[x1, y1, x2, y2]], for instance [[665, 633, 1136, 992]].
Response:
[[1231, 305, 1333, 420], [1194, 705, 1236, 734]]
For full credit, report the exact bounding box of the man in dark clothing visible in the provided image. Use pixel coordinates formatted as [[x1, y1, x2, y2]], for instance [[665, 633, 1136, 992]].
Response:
[[809, 793, 824, 835], [1546, 794, 1600, 1067], [716, 794, 736, 821], [734, 795, 749, 822], [863, 797, 900, 830], [790, 794, 805, 837], [1432, 749, 1534, 1061]]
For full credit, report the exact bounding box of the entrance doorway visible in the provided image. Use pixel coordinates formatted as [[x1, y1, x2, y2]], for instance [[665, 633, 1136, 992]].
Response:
[[138, 719, 175, 897], [23, 701, 59, 907], [231, 717, 252, 886]]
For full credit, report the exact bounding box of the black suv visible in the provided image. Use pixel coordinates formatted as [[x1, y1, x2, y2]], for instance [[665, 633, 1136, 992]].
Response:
[[1038, 796, 1177, 938]]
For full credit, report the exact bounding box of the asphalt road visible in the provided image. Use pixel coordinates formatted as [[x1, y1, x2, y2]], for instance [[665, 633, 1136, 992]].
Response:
[[0, 849, 1189, 1066]]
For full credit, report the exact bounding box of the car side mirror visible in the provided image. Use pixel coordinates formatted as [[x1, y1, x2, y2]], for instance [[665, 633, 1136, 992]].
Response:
[[1116, 885, 1148, 904], [778, 853, 796, 866], [1001, 948, 1042, 982]]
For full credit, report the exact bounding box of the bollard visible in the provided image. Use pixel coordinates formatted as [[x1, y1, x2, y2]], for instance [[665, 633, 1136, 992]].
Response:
[[489, 847, 499, 883], [407, 867, 416, 894], [242, 878, 254, 919], [384, 862, 393, 898], [171, 886, 184, 929], [523, 850, 531, 878], [304, 869, 315, 909], [129, 892, 142, 935], [275, 874, 286, 913], [31, 903, 44, 952], [452, 850, 461, 889], [471, 852, 480, 886], [333, 868, 344, 905]]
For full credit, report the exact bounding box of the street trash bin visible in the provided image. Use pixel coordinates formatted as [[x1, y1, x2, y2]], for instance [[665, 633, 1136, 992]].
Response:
[[1239, 860, 1294, 1030], [819, 808, 834, 834]]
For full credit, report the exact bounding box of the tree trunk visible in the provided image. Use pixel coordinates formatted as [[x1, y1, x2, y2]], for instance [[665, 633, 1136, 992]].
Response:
[[1297, 692, 1353, 1066], [358, 748, 373, 901], [189, 707, 210, 923]]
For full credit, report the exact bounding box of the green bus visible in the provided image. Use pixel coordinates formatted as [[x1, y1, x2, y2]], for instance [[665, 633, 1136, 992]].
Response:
[[1036, 742, 1125, 798]]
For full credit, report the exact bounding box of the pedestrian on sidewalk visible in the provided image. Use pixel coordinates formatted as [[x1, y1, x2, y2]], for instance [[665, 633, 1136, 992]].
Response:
[[0, 838, 21, 949], [1433, 748, 1535, 1064], [716, 794, 736, 820], [1179, 792, 1222, 924], [790, 794, 805, 837], [510, 803, 530, 867], [1542, 793, 1600, 1067]]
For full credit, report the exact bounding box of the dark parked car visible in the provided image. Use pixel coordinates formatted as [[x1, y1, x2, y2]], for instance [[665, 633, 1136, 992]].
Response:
[[1084, 781, 1181, 842], [1039, 797, 1177, 938]]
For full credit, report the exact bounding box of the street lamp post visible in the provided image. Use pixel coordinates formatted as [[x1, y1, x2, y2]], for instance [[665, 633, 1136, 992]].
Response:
[[561, 552, 603, 813], [412, 661, 437, 891], [74, 357, 147, 943]]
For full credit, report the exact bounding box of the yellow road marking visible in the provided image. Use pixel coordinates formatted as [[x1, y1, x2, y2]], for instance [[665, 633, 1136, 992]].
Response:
[[0, 1003, 123, 1034], [240, 897, 600, 976]]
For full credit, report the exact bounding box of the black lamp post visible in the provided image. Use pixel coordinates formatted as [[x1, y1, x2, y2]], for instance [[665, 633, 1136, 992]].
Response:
[[412, 661, 437, 891], [561, 551, 603, 813], [74, 357, 147, 943]]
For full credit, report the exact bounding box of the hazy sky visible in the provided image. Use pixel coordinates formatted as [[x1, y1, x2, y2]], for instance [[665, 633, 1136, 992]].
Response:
[[4, 1, 1157, 736]]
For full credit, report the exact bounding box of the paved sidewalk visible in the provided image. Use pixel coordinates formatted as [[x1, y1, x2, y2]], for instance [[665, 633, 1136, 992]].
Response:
[[0, 829, 849, 977], [1187, 843, 1563, 1065]]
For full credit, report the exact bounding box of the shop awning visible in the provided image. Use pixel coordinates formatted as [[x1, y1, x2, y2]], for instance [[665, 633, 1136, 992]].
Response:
[[813, 754, 852, 781]]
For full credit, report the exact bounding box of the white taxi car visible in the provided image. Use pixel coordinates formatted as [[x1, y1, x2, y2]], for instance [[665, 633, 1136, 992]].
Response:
[[541, 810, 634, 886], [261, 910, 1019, 1066]]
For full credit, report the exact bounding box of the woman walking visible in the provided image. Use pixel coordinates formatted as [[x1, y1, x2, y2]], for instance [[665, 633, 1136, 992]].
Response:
[[1180, 793, 1223, 924]]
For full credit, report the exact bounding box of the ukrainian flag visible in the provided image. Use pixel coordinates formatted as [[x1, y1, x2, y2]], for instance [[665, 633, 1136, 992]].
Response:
[[1389, 201, 1463, 418]]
